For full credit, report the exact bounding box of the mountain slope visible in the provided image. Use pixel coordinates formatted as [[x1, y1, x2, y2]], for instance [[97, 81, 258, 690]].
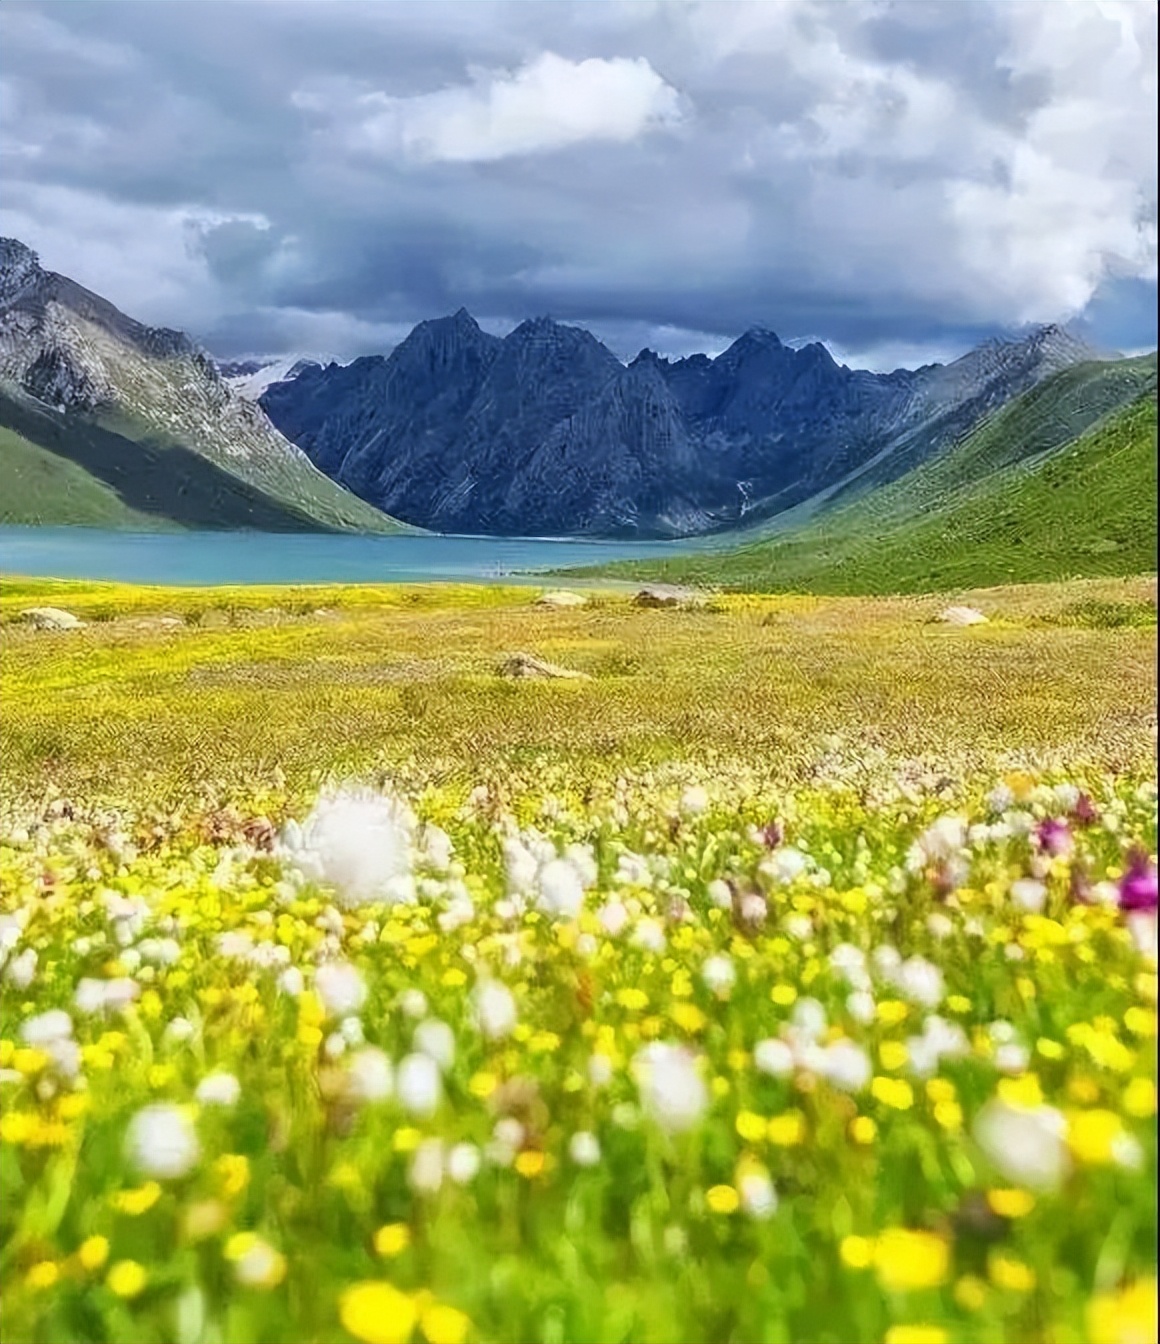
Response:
[[0, 237, 409, 533], [578, 355, 1158, 594], [0, 386, 372, 532], [261, 307, 1103, 538]]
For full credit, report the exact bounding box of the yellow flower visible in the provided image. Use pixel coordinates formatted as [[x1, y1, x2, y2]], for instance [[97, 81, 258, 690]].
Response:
[[1036, 1037, 1065, 1060], [0, 1111, 35, 1144], [1123, 1077, 1157, 1118], [997, 1074, 1043, 1109], [933, 1100, 963, 1132], [872, 1229, 949, 1292], [616, 988, 648, 1012], [1068, 1109, 1125, 1165], [1124, 1008, 1156, 1038], [441, 969, 467, 988], [767, 1111, 806, 1146], [339, 1281, 417, 1344], [850, 1116, 877, 1145], [840, 1235, 875, 1269], [514, 1150, 546, 1179], [672, 1002, 707, 1033], [879, 1041, 909, 1071], [735, 1110, 767, 1143], [422, 1303, 471, 1344], [876, 1000, 909, 1026], [393, 1128, 422, 1153], [25, 1260, 59, 1290], [374, 1224, 411, 1258], [954, 1276, 988, 1312], [107, 1260, 148, 1299], [13, 1047, 49, 1075], [182, 1200, 228, 1241], [78, 1235, 110, 1271], [945, 995, 972, 1014], [1086, 1278, 1158, 1344], [57, 1093, 89, 1121], [771, 985, 797, 1006], [989, 1253, 1036, 1293], [706, 1184, 740, 1214], [884, 1328, 947, 1344], [467, 1072, 497, 1099], [925, 1079, 956, 1104], [111, 1182, 162, 1216], [216, 1153, 250, 1198], [986, 1189, 1036, 1219], [871, 1077, 914, 1111]]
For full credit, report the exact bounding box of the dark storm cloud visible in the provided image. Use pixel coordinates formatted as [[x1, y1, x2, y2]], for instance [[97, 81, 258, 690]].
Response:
[[1, 0, 1155, 367]]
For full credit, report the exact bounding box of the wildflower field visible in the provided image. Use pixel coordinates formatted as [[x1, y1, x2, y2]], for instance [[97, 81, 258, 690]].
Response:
[[1, 574, 1157, 1344]]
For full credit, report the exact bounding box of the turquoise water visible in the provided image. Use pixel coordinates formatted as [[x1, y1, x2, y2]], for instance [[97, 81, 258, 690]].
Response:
[[0, 526, 683, 586]]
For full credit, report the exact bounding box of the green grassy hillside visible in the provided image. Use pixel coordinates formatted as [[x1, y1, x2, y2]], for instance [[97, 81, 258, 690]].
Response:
[[587, 358, 1158, 595], [0, 387, 371, 532]]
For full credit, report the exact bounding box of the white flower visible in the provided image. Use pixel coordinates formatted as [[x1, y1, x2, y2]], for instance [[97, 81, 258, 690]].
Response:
[[280, 787, 416, 908], [1127, 912, 1158, 958], [196, 1073, 241, 1107], [847, 990, 876, 1024], [872, 945, 902, 978], [409, 1138, 445, 1194], [537, 858, 585, 920], [164, 1016, 195, 1044], [447, 1142, 481, 1184], [340, 1017, 365, 1046], [564, 843, 598, 888], [679, 785, 709, 817], [504, 837, 539, 895], [762, 847, 808, 885], [324, 1032, 346, 1059], [792, 998, 827, 1042], [634, 1043, 708, 1133], [399, 989, 429, 1018], [782, 914, 812, 941], [739, 1169, 778, 1220], [277, 966, 304, 997], [829, 943, 868, 986], [707, 879, 733, 910], [20, 1010, 73, 1046], [588, 1053, 614, 1087], [474, 981, 517, 1040], [74, 976, 139, 1014], [926, 913, 954, 940], [5, 948, 37, 988], [973, 1099, 1069, 1190], [995, 1042, 1030, 1074], [137, 937, 181, 966], [987, 785, 1014, 813], [754, 1038, 795, 1077], [233, 1237, 284, 1288], [896, 956, 944, 1008], [597, 901, 630, 936], [423, 824, 454, 871], [576, 933, 598, 958], [913, 815, 967, 865], [738, 893, 768, 925], [413, 1019, 456, 1073], [1011, 879, 1047, 913], [632, 918, 666, 954], [701, 955, 735, 996], [569, 1131, 602, 1167], [314, 962, 367, 1019], [818, 1039, 871, 1092], [346, 1047, 394, 1104], [126, 1103, 200, 1180], [397, 1053, 442, 1116]]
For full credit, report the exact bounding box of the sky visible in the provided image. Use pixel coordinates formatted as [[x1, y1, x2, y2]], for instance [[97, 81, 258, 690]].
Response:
[[1, 0, 1156, 371]]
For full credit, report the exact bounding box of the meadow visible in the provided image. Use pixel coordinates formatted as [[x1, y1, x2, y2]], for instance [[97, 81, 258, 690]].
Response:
[[1, 574, 1156, 1344]]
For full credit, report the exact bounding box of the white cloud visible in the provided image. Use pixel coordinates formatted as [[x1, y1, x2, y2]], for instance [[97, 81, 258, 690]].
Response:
[[297, 51, 683, 163]]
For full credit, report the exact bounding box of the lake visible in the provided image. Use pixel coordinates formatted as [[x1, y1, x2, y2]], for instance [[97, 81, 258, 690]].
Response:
[[0, 526, 685, 586]]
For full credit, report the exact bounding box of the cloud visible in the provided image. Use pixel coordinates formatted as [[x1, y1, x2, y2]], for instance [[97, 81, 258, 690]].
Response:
[[0, 0, 1154, 364], [295, 52, 683, 163]]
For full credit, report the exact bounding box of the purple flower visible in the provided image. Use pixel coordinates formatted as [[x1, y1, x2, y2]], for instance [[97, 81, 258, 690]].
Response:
[[761, 820, 784, 849], [1071, 794, 1100, 827], [1036, 817, 1073, 858], [1119, 850, 1159, 913]]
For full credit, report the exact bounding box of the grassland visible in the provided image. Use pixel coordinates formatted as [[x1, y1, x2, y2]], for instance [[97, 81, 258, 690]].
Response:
[[1, 575, 1156, 1344], [1, 574, 1155, 809], [581, 372, 1158, 596]]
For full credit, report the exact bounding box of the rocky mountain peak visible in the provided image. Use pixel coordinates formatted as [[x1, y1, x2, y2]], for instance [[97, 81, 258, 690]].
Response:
[[0, 237, 44, 307]]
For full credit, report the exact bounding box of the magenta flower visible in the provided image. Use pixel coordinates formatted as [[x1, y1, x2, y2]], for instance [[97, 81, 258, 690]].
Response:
[[1119, 850, 1159, 913], [1036, 817, 1073, 858], [1071, 794, 1100, 827], [761, 820, 784, 849]]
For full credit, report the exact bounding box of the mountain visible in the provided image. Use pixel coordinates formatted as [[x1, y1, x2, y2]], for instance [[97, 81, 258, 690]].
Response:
[[260, 307, 1106, 538], [0, 237, 408, 533], [577, 352, 1158, 594], [219, 356, 326, 401]]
